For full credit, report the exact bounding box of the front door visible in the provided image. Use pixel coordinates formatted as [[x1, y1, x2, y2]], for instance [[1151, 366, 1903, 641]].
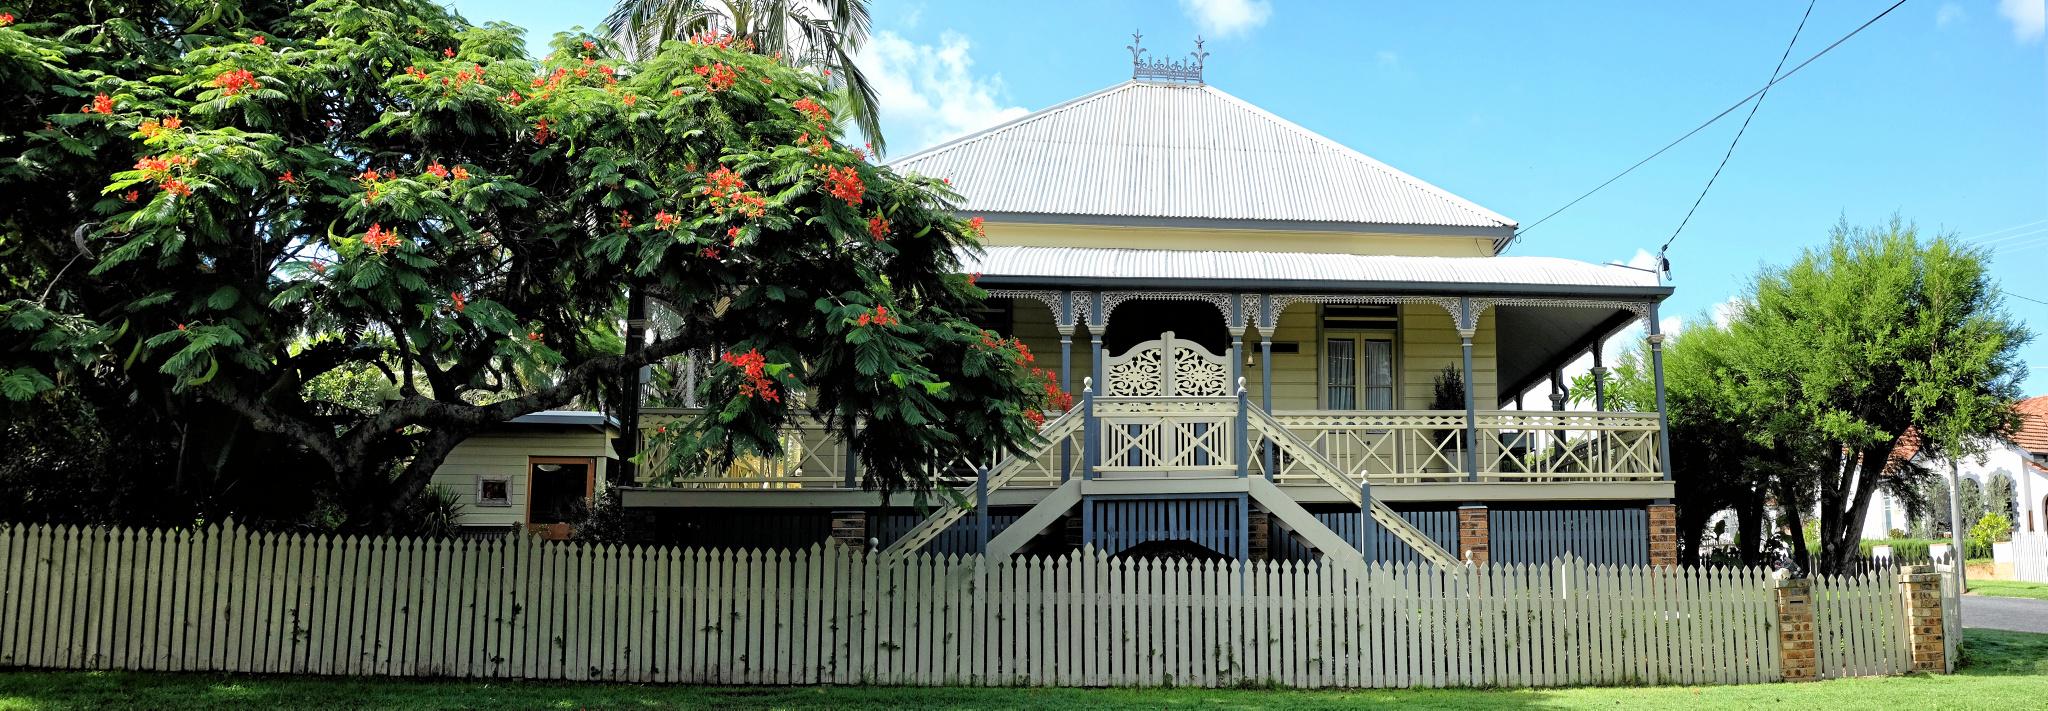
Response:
[[526, 456, 595, 540]]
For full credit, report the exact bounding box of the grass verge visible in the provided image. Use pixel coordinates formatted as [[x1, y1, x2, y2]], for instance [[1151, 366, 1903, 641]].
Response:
[[1, 629, 2043, 710], [1967, 578, 2048, 601]]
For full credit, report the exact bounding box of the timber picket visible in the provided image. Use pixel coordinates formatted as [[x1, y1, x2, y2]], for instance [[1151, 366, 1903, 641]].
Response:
[[0, 523, 1943, 688]]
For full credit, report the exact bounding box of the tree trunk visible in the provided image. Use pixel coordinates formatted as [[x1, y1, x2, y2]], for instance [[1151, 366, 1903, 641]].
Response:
[[1737, 485, 1766, 566]]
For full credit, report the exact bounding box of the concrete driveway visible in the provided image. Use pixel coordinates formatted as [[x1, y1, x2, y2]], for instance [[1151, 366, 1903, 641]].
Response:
[[1961, 594, 2048, 633]]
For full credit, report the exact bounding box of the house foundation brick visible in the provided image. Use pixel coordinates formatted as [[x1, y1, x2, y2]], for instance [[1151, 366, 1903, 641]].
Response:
[[1248, 510, 1270, 560], [828, 510, 869, 551], [1898, 565, 1949, 673], [1648, 503, 1678, 567], [1457, 505, 1489, 565], [1772, 573, 1818, 682]]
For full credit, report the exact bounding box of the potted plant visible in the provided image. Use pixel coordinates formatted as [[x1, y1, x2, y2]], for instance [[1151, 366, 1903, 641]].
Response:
[[1425, 367, 1465, 473]]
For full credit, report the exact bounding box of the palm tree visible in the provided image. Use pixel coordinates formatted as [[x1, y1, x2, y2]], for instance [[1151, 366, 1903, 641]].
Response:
[[604, 0, 887, 155]]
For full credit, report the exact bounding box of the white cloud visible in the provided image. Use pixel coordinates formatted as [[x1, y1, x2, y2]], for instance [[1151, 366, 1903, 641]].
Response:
[[1710, 296, 1747, 328], [1937, 3, 1966, 28], [855, 30, 1029, 155], [1625, 248, 1661, 273], [1177, 0, 1272, 38], [2000, 0, 2046, 42], [1375, 50, 1399, 67]]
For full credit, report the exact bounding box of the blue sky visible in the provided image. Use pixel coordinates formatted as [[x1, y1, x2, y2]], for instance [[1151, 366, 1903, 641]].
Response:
[[452, 0, 2048, 393]]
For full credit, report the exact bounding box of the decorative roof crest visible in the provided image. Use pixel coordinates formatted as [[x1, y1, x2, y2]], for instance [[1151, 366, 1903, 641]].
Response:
[[1128, 30, 1207, 85]]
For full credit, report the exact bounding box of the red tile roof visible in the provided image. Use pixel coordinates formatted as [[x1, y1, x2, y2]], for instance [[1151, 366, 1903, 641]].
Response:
[[2012, 396, 2048, 454]]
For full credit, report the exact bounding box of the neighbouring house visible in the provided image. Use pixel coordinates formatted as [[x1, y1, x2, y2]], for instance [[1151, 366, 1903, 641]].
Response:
[[618, 43, 1679, 567], [1860, 396, 2048, 540], [431, 410, 619, 539]]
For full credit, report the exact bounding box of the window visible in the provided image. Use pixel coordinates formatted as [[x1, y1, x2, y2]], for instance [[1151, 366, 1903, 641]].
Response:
[[1325, 334, 1395, 410], [476, 475, 512, 507]]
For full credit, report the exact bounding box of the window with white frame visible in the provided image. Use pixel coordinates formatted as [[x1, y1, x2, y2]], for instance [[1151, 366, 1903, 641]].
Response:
[[476, 475, 512, 507]]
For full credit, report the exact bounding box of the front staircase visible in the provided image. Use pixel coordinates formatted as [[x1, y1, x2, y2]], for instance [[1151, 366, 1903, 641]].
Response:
[[877, 390, 1457, 567]]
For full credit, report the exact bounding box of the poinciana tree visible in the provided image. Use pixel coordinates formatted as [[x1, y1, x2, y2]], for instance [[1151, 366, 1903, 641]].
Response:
[[0, 0, 1056, 532]]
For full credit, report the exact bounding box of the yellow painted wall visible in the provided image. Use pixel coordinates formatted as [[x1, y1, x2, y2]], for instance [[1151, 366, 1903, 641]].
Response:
[[982, 222, 1498, 258], [431, 428, 615, 529], [1000, 299, 1498, 410]]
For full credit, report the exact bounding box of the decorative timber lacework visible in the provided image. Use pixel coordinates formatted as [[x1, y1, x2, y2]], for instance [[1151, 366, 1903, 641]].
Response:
[[1253, 294, 1463, 331], [985, 289, 1076, 329], [1100, 291, 1234, 329], [1103, 331, 1234, 396]]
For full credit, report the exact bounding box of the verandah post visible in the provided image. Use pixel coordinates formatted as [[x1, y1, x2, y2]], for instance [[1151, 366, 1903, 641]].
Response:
[[1647, 303, 1673, 481], [1060, 291, 1077, 484], [976, 466, 990, 554], [1459, 297, 1479, 482], [1235, 378, 1250, 479], [1259, 294, 1275, 481]]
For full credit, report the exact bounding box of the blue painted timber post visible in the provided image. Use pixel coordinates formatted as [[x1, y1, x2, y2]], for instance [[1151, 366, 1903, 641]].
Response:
[[1648, 304, 1674, 483], [1235, 378, 1250, 479], [842, 420, 859, 488], [1358, 476, 1377, 562], [1059, 291, 1076, 483], [1081, 376, 1098, 548], [975, 465, 990, 554], [1460, 297, 1480, 482], [1259, 294, 1276, 480]]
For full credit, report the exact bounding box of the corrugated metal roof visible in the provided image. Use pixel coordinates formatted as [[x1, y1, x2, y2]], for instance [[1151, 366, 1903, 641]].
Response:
[[510, 411, 619, 429], [890, 81, 1516, 233], [962, 246, 1661, 292]]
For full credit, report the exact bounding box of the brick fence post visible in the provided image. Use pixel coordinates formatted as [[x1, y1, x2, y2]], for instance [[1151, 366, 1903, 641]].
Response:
[[829, 510, 869, 551], [1898, 564, 1949, 673], [1772, 571, 1818, 682], [1647, 503, 1678, 567], [1457, 505, 1489, 565]]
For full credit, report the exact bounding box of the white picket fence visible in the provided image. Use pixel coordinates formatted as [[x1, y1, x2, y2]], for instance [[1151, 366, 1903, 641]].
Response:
[[2002, 532, 2048, 583], [1811, 569, 1910, 677], [0, 523, 1927, 688]]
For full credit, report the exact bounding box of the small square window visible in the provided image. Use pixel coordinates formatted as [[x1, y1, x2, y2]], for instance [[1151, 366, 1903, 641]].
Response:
[[476, 476, 512, 507]]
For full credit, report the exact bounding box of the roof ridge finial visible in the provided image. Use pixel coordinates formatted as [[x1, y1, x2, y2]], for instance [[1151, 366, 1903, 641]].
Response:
[[1129, 29, 1207, 85]]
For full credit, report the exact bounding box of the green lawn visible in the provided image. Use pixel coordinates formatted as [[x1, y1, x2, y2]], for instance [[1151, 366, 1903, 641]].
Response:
[[1969, 579, 2048, 601], [2, 629, 2043, 710]]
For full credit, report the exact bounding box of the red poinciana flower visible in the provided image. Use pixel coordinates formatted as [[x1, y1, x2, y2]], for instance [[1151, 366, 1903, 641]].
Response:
[[823, 166, 864, 206], [867, 215, 890, 242], [654, 210, 678, 229], [362, 223, 398, 254], [251, 35, 266, 46], [792, 97, 831, 123], [692, 63, 738, 92], [451, 166, 471, 181], [213, 69, 261, 96], [443, 47, 456, 58], [279, 170, 296, 185], [451, 291, 466, 313], [855, 306, 897, 328], [0, 13, 15, 26], [969, 216, 986, 236], [621, 93, 637, 107], [533, 118, 551, 144], [426, 162, 449, 179], [83, 94, 113, 114], [720, 349, 781, 402], [617, 211, 633, 229], [122, 190, 139, 203]]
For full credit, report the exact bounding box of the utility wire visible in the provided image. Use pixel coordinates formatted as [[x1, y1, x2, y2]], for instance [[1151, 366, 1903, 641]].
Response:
[[1510, 0, 1911, 246], [1659, 0, 1815, 254]]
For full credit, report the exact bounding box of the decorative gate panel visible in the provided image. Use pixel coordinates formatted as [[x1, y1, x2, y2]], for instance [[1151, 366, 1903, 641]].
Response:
[[1097, 333, 1238, 475], [1103, 331, 1233, 397]]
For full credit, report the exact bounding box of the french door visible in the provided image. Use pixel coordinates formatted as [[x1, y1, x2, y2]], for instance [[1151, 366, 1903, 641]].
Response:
[[1325, 332, 1395, 410]]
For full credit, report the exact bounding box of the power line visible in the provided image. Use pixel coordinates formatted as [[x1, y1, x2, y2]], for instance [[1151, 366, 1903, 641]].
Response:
[[2007, 291, 2048, 307], [1509, 0, 1912, 247], [1659, 0, 1815, 254], [1967, 218, 2048, 243]]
